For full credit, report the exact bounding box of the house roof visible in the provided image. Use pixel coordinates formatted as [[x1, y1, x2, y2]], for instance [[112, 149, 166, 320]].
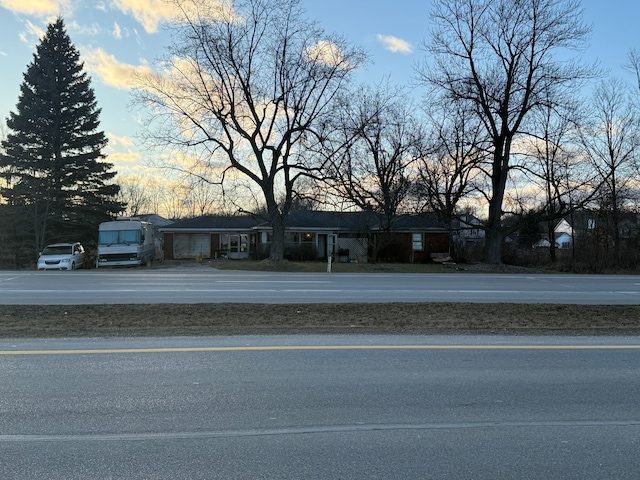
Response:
[[278, 210, 379, 231], [451, 214, 484, 229], [136, 213, 174, 228], [160, 215, 265, 231], [391, 213, 447, 231], [160, 210, 449, 233]]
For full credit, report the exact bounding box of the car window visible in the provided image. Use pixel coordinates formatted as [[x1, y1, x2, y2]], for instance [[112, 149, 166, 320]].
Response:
[[42, 246, 73, 255]]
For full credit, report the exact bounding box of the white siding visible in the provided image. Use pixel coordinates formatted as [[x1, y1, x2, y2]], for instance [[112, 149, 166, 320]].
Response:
[[173, 233, 210, 259]]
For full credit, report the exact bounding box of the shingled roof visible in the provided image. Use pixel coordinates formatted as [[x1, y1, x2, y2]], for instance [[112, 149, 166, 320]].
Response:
[[160, 211, 448, 232], [160, 215, 265, 231]]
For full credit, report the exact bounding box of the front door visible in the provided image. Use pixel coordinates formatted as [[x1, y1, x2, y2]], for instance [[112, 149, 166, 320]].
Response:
[[318, 234, 327, 259]]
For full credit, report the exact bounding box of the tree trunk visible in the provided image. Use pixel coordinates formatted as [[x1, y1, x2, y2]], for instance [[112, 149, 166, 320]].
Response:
[[267, 208, 286, 262], [547, 219, 557, 263], [485, 226, 503, 265], [612, 206, 621, 266], [485, 163, 506, 264], [484, 141, 511, 265]]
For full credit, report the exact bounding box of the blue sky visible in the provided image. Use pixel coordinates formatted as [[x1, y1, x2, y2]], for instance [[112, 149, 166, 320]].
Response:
[[0, 0, 637, 178]]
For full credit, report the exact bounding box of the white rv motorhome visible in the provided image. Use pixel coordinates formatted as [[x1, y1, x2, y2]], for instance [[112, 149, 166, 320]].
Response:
[[96, 218, 155, 268]]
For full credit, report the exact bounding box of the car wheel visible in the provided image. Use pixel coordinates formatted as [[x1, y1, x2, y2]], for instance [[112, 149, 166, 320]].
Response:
[[71, 261, 76, 270]]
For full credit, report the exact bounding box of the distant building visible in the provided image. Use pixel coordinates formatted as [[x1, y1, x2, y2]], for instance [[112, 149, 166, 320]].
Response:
[[451, 214, 485, 247], [533, 218, 574, 249]]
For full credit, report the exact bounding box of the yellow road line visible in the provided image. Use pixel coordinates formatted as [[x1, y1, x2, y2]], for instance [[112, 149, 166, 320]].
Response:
[[2, 345, 640, 355]]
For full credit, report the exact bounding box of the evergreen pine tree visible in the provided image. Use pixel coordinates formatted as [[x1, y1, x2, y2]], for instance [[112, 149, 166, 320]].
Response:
[[0, 17, 123, 264]]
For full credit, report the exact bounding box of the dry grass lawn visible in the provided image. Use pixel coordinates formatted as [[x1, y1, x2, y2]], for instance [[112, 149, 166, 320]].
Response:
[[1, 302, 640, 338]]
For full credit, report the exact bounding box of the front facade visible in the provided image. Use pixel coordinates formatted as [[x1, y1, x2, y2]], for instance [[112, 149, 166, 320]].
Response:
[[160, 216, 260, 260], [159, 211, 451, 263]]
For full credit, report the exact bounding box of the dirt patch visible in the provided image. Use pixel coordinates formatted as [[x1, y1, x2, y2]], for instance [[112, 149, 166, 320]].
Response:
[[2, 303, 640, 338]]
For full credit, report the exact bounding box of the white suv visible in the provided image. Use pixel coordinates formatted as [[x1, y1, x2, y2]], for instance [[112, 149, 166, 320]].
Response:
[[37, 242, 85, 271]]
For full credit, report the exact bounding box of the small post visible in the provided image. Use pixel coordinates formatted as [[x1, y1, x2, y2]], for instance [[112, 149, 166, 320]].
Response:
[[327, 253, 332, 273]]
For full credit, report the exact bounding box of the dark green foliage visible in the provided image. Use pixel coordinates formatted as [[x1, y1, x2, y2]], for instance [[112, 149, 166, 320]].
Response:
[[517, 212, 543, 248], [0, 18, 123, 266]]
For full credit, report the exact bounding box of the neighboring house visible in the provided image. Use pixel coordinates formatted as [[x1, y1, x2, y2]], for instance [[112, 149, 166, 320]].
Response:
[[451, 214, 485, 246], [533, 217, 574, 249], [135, 214, 174, 262], [159, 210, 450, 263], [554, 218, 574, 249], [136, 214, 174, 238]]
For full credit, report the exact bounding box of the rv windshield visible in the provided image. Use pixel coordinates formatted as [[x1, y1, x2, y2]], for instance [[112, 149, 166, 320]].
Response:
[[98, 229, 141, 245]]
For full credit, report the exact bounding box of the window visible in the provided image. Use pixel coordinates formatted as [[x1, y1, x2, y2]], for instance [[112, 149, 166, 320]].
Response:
[[220, 234, 230, 252], [120, 229, 141, 244], [412, 233, 423, 251], [219, 234, 250, 255], [284, 232, 314, 244], [285, 232, 297, 243], [98, 231, 118, 245], [220, 234, 247, 253], [98, 229, 141, 245], [230, 234, 239, 252], [42, 245, 73, 255]]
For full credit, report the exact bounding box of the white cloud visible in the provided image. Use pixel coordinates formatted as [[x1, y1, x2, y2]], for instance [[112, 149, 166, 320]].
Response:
[[110, 0, 169, 33], [67, 20, 102, 36], [107, 150, 140, 164], [133, 28, 143, 47], [305, 40, 348, 68], [19, 19, 46, 43], [105, 134, 142, 173], [0, 0, 71, 16], [111, 0, 234, 34], [112, 21, 122, 39], [17, 17, 100, 46], [107, 133, 134, 148], [82, 47, 153, 89], [376, 34, 412, 54]]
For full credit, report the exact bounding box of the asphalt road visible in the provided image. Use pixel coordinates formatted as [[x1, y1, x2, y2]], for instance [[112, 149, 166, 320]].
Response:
[[2, 335, 640, 479], [2, 269, 640, 304]]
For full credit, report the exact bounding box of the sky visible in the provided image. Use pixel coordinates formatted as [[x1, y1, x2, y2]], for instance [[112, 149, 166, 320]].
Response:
[[0, 0, 638, 180]]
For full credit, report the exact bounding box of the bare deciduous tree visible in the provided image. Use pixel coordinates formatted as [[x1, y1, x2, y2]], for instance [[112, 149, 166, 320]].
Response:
[[419, 0, 594, 263], [626, 49, 640, 94], [117, 176, 153, 217], [522, 100, 593, 262], [413, 97, 487, 228], [134, 0, 364, 261], [580, 78, 640, 262], [322, 85, 422, 231], [186, 177, 220, 216]]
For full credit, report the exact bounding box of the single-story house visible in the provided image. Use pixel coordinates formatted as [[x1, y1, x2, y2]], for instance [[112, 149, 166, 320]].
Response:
[[159, 215, 261, 261], [533, 217, 579, 250], [159, 210, 450, 263]]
